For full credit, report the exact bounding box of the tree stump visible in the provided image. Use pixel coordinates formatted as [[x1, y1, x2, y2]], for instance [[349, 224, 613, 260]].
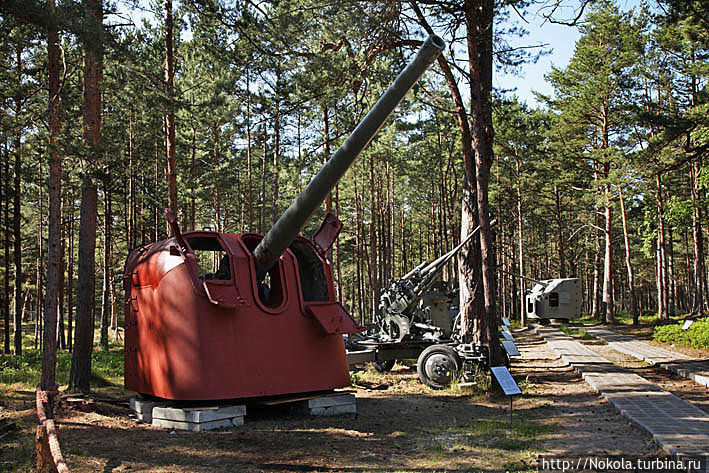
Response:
[[35, 424, 58, 473]]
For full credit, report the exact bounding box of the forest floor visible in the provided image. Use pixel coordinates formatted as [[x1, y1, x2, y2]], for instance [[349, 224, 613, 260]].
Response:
[[3, 326, 692, 473]]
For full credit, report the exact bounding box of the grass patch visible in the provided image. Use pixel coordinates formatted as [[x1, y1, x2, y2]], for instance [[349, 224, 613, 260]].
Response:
[[611, 311, 665, 326], [575, 314, 601, 325], [653, 317, 709, 349], [421, 415, 554, 454], [574, 311, 669, 327], [559, 324, 591, 339], [0, 346, 124, 391]]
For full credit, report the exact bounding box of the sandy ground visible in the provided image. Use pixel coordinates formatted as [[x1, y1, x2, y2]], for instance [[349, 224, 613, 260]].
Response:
[[1, 328, 675, 472]]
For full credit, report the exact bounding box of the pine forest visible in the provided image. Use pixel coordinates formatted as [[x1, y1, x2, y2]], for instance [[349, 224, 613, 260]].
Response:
[[1, 0, 709, 459]]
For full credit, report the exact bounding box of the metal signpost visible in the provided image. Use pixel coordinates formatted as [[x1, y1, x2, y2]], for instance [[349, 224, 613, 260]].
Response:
[[491, 366, 521, 424]]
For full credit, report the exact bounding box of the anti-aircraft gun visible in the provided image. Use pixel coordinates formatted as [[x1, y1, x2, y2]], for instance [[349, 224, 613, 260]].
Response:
[[347, 220, 500, 384], [123, 35, 445, 402], [376, 220, 496, 343]]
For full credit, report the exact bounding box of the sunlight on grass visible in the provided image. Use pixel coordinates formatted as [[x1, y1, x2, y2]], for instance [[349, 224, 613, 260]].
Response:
[[559, 324, 591, 339], [653, 317, 709, 349], [0, 347, 124, 392]]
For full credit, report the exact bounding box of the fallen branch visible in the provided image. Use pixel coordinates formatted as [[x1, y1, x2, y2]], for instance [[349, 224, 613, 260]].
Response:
[[35, 386, 70, 473]]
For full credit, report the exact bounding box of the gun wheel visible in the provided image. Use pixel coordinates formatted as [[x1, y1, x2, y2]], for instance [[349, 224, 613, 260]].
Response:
[[417, 345, 461, 389]]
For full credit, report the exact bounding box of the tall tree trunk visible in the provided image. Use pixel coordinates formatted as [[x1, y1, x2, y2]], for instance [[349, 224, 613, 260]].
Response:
[[128, 109, 136, 247], [690, 159, 705, 315], [69, 181, 97, 392], [189, 119, 195, 230], [164, 0, 177, 224], [368, 155, 378, 320], [618, 184, 638, 324], [42, 0, 62, 389], [410, 0, 497, 361], [57, 197, 65, 350], [272, 90, 280, 225], [13, 43, 23, 356], [515, 153, 525, 326], [656, 173, 668, 319], [100, 177, 111, 350], [2, 134, 8, 354], [592, 218, 601, 319], [323, 106, 332, 214], [213, 125, 222, 232], [245, 69, 253, 231], [668, 224, 676, 316], [67, 189, 74, 352], [70, 0, 102, 392], [602, 190, 613, 323], [554, 183, 565, 277], [35, 164, 43, 350], [465, 0, 502, 363], [259, 125, 267, 233]]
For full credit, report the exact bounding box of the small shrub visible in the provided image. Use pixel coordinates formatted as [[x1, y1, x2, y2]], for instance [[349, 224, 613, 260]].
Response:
[[653, 317, 709, 349], [349, 370, 364, 385], [559, 324, 589, 339]]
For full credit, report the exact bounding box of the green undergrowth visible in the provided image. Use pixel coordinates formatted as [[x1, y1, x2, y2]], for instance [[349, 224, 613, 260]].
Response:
[[558, 324, 591, 339], [653, 317, 709, 349], [0, 346, 124, 392], [575, 311, 665, 326]]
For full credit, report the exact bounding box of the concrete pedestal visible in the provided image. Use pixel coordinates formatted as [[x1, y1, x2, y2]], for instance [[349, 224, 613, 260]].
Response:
[[129, 397, 160, 423], [151, 405, 246, 432], [297, 393, 356, 416], [129, 397, 246, 431]]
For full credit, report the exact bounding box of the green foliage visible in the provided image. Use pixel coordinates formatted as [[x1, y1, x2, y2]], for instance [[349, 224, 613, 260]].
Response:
[[0, 348, 124, 389], [653, 318, 709, 349], [558, 324, 590, 339]]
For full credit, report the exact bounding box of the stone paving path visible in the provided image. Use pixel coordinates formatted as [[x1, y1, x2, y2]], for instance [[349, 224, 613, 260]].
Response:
[[585, 326, 709, 388], [537, 327, 709, 470]]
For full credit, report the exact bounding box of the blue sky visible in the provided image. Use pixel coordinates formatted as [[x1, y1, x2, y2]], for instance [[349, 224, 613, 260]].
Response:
[[496, 0, 645, 108], [494, 15, 581, 108]]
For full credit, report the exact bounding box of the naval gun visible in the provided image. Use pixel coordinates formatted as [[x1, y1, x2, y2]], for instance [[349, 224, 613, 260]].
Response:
[[123, 35, 445, 401], [497, 268, 583, 323], [377, 219, 496, 343]]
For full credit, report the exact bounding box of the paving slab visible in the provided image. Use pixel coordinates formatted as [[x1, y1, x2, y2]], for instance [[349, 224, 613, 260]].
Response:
[[586, 326, 709, 388], [537, 327, 709, 471]]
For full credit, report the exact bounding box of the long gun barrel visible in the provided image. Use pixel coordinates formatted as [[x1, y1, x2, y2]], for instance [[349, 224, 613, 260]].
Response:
[[253, 35, 445, 280], [419, 218, 497, 279], [404, 219, 497, 313]]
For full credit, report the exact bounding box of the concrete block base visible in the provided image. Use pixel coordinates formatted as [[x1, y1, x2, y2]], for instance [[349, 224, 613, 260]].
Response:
[[129, 397, 160, 423], [297, 394, 356, 416], [152, 416, 244, 432], [151, 405, 246, 431]]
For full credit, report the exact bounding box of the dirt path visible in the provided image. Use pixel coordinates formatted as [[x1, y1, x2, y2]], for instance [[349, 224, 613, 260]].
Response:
[[2, 328, 663, 472]]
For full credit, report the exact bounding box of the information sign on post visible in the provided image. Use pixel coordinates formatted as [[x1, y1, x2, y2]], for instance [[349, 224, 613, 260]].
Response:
[[491, 366, 521, 424], [491, 366, 522, 395]]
